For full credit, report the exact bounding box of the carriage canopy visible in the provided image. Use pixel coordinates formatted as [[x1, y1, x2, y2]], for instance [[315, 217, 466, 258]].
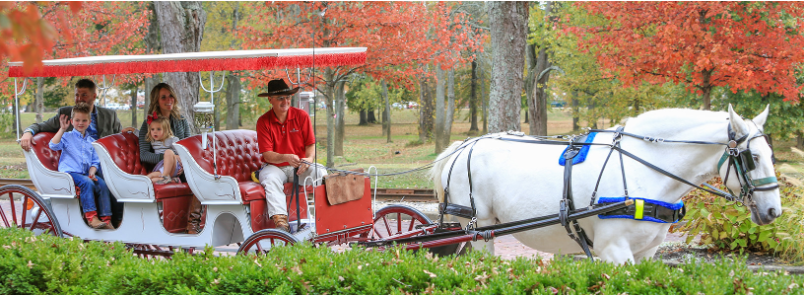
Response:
[[8, 47, 367, 77]]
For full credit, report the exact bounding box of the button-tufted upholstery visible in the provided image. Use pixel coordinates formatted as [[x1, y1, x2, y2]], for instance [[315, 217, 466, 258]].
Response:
[[94, 133, 193, 198], [178, 130, 263, 183], [31, 132, 61, 172], [178, 130, 309, 231], [94, 132, 148, 175]]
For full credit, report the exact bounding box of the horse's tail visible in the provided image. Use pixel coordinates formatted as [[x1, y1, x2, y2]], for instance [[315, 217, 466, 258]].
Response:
[[429, 140, 464, 203]]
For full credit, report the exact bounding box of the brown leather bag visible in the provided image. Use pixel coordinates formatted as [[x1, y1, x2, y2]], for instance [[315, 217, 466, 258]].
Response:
[[324, 169, 366, 205]]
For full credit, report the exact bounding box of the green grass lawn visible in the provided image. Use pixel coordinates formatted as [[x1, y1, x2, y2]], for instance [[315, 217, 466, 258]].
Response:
[[4, 108, 803, 189]]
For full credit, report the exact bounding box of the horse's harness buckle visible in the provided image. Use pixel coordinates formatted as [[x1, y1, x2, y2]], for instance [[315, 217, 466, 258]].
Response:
[[558, 200, 569, 227], [643, 136, 664, 143], [465, 217, 478, 231]]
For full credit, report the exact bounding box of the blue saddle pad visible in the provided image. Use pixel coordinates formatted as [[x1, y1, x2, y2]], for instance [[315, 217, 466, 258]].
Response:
[[558, 132, 597, 166]]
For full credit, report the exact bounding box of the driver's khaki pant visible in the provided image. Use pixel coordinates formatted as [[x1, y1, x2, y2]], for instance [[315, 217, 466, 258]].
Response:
[[259, 163, 328, 218]]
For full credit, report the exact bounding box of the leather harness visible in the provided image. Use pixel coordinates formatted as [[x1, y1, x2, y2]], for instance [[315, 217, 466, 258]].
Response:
[[438, 123, 778, 259]]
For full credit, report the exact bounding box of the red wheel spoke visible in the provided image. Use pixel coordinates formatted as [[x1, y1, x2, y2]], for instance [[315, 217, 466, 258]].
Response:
[[0, 205, 9, 228], [20, 196, 27, 229], [8, 192, 17, 227], [407, 216, 416, 232], [373, 227, 384, 239], [29, 208, 43, 231], [256, 242, 263, 253], [381, 215, 391, 236], [396, 213, 401, 234], [270, 238, 275, 246]]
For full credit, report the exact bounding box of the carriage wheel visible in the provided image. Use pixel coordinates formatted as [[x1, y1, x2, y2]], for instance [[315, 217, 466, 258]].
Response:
[[368, 205, 433, 240], [0, 185, 63, 237], [237, 229, 299, 255]]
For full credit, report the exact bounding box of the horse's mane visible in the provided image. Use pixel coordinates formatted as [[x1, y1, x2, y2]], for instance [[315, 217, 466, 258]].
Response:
[[623, 108, 728, 139]]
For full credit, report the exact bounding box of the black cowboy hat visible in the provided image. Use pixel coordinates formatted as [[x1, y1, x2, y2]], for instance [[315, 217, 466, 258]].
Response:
[[257, 79, 300, 97]]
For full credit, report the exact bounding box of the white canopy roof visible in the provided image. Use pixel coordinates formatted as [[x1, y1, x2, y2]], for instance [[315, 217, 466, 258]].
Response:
[[8, 47, 367, 77]]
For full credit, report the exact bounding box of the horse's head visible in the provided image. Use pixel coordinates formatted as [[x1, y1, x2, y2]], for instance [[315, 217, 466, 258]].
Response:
[[719, 105, 781, 225]]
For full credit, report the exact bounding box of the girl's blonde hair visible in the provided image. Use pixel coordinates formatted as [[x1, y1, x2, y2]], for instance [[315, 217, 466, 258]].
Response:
[[148, 83, 181, 119], [145, 116, 174, 142]]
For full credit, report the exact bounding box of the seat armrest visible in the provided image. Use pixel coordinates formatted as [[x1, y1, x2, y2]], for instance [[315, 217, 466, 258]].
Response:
[[23, 150, 75, 199], [174, 142, 242, 205], [92, 142, 156, 203]]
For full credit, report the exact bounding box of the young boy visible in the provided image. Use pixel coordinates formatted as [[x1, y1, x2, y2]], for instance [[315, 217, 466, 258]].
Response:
[[49, 103, 114, 230]]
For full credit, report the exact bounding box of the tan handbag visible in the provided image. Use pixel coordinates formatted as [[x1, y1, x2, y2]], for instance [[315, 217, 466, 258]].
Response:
[[323, 168, 366, 205]]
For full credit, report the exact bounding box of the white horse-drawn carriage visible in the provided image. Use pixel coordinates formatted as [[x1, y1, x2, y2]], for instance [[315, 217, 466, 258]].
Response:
[[0, 47, 782, 263]]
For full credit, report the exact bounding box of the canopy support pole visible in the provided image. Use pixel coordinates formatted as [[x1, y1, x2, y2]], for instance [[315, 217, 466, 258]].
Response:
[[199, 71, 226, 179], [96, 75, 116, 107], [14, 78, 28, 141]]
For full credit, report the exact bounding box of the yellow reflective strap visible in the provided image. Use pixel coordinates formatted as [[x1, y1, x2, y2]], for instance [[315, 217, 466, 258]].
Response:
[[634, 199, 645, 220]]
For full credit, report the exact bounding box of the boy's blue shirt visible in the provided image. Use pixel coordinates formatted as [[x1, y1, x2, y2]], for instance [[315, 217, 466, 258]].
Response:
[[49, 129, 100, 175]]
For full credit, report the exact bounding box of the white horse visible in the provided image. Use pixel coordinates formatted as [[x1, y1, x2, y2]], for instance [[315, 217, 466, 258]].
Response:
[[430, 106, 781, 264]]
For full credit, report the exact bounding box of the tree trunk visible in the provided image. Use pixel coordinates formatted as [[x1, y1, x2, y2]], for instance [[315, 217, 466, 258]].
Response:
[[382, 79, 392, 143], [130, 83, 138, 128], [528, 1, 552, 136], [422, 78, 435, 141], [701, 70, 712, 110], [481, 67, 488, 134], [225, 74, 241, 130], [35, 77, 44, 123], [418, 75, 428, 143], [487, 2, 528, 133], [571, 92, 579, 131], [143, 2, 160, 124], [796, 131, 803, 149], [334, 81, 346, 157], [359, 110, 367, 126], [324, 70, 336, 168], [444, 69, 456, 147], [367, 110, 376, 123], [469, 60, 479, 133], [435, 66, 446, 152], [154, 1, 206, 134]]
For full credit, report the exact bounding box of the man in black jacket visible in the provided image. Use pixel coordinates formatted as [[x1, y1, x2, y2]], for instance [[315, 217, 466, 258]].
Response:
[[18, 79, 135, 151]]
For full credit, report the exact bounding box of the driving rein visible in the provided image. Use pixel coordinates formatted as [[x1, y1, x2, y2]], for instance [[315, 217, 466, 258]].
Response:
[[439, 123, 779, 258]]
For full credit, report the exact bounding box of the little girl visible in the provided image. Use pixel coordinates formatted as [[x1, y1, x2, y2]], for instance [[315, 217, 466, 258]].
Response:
[[145, 116, 182, 184]]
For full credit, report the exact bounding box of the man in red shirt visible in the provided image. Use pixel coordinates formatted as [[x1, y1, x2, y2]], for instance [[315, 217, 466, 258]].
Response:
[[256, 79, 327, 232]]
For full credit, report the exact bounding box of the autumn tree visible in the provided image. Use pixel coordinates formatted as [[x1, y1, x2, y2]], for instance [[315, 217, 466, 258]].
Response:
[[240, 2, 441, 168], [576, 2, 804, 110]]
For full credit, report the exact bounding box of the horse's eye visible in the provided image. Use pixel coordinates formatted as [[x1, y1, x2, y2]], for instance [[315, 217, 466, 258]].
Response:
[[753, 155, 759, 162]]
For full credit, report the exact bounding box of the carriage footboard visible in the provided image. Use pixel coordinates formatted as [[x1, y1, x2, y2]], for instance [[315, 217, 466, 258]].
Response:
[[360, 199, 634, 250]]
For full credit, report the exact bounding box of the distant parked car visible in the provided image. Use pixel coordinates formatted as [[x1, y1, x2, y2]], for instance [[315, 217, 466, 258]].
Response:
[[550, 100, 566, 108]]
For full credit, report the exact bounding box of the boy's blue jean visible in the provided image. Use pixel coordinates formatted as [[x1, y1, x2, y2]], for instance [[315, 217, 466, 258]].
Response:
[[69, 172, 112, 216]]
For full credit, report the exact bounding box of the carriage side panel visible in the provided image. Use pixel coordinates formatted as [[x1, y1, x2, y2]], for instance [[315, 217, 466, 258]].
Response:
[[314, 178, 372, 236]]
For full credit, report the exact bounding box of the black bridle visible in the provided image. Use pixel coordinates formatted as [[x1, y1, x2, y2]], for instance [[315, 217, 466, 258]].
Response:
[[714, 125, 779, 212]]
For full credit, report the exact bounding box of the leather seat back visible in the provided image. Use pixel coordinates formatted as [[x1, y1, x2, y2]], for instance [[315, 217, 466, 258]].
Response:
[[177, 130, 262, 181], [94, 132, 148, 175], [31, 132, 60, 171]]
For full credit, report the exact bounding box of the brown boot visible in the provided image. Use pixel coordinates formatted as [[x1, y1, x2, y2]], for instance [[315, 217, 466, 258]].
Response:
[[186, 197, 202, 234], [271, 214, 290, 232], [88, 216, 109, 229]]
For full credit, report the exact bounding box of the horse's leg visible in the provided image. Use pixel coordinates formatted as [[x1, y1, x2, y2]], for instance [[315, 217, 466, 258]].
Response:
[[633, 245, 661, 263], [456, 217, 496, 255], [632, 232, 666, 263], [593, 227, 635, 264]]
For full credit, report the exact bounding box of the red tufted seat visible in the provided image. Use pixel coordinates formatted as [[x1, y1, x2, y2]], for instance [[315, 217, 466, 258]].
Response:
[[93, 132, 194, 233], [94, 133, 193, 199], [31, 132, 62, 171], [176, 130, 309, 231]]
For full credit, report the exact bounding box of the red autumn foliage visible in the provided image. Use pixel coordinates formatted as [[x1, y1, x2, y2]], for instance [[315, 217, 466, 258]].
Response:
[[572, 2, 804, 108], [237, 2, 481, 92]]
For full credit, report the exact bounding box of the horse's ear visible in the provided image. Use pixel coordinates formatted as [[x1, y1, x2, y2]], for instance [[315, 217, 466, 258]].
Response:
[[753, 104, 770, 129], [728, 104, 749, 137]]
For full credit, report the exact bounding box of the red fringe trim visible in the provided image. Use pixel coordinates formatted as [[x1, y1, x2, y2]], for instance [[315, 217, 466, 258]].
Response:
[[9, 52, 366, 77]]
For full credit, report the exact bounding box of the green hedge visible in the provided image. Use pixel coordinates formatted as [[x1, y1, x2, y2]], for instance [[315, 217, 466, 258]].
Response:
[[1, 228, 803, 294]]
